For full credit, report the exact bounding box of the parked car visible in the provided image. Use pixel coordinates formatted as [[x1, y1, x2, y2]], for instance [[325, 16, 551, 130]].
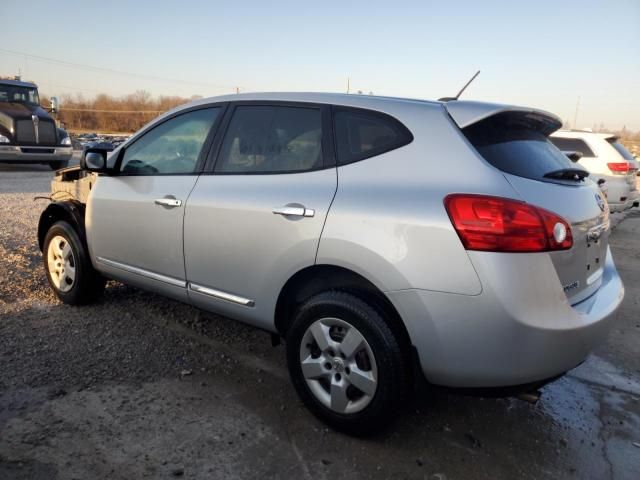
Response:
[[38, 93, 624, 433], [550, 131, 639, 212], [84, 140, 114, 152]]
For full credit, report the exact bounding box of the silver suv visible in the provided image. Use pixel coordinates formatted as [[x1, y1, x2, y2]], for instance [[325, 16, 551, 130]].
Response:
[[38, 93, 624, 433]]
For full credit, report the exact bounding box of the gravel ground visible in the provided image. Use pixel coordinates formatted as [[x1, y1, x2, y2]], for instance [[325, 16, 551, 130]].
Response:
[[1, 164, 639, 479]]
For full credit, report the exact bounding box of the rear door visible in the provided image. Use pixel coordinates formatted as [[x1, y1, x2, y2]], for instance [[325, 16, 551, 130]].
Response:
[[183, 102, 337, 328], [460, 110, 609, 305], [87, 106, 223, 300]]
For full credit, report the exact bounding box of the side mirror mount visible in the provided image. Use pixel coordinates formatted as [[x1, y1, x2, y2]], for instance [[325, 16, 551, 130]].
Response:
[[563, 150, 583, 163], [50, 96, 59, 113], [80, 147, 114, 174]]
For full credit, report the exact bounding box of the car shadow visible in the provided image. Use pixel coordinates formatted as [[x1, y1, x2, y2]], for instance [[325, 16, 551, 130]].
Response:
[[3, 284, 630, 479]]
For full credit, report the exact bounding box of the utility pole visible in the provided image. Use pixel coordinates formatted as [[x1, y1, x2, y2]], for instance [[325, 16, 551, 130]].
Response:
[[346, 77, 350, 94], [573, 96, 580, 129]]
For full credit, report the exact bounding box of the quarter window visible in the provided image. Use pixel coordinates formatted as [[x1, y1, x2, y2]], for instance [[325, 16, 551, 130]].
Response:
[[334, 108, 413, 165], [120, 108, 219, 175], [215, 106, 323, 173]]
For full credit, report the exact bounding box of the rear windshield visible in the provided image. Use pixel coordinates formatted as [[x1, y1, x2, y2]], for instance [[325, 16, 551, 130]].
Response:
[[607, 138, 635, 161], [463, 112, 577, 182], [549, 136, 596, 157]]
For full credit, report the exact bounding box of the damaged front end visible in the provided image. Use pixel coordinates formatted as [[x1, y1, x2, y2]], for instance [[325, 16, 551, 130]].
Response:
[[50, 165, 96, 203]]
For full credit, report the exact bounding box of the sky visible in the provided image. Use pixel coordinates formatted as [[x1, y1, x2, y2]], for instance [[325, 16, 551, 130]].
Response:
[[1, 0, 639, 129]]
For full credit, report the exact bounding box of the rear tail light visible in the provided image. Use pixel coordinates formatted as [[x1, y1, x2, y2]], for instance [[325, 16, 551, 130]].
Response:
[[444, 194, 573, 252], [607, 162, 630, 174]]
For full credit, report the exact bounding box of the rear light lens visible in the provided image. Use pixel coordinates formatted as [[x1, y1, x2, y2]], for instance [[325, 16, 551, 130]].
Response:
[[444, 194, 573, 252], [607, 162, 630, 174]]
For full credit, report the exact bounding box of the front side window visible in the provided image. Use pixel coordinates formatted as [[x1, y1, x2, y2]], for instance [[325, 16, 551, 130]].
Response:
[[334, 108, 413, 165], [549, 137, 596, 157], [120, 108, 219, 175], [215, 106, 323, 173]]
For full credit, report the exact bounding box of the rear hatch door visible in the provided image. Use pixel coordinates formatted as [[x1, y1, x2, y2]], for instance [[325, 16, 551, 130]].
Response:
[[448, 102, 610, 305]]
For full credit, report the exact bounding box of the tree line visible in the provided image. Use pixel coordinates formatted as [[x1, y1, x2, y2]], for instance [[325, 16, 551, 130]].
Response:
[[43, 91, 197, 133], [40, 90, 640, 146]]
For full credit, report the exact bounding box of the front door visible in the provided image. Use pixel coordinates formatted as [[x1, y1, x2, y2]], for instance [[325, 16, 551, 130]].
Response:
[[184, 103, 337, 328], [87, 106, 223, 300]]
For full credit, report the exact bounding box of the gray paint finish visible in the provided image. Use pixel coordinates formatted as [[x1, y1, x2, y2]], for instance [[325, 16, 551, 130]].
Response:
[[84, 92, 624, 389], [183, 168, 337, 330], [87, 175, 198, 283]]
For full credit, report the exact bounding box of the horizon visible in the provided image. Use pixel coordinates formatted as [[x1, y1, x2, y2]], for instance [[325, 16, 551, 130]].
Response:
[[1, 0, 638, 130]]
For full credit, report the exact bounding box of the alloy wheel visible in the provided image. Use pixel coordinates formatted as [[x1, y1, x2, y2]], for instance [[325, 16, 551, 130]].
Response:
[[47, 235, 76, 292], [299, 317, 378, 414]]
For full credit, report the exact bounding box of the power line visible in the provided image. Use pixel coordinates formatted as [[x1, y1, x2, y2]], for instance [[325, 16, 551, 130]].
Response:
[[45, 82, 124, 95], [61, 108, 165, 113], [0, 48, 244, 91]]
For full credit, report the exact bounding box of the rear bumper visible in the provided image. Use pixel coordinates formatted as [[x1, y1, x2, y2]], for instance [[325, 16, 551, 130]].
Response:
[[605, 176, 638, 211], [609, 190, 639, 212], [0, 145, 73, 163], [387, 246, 624, 388]]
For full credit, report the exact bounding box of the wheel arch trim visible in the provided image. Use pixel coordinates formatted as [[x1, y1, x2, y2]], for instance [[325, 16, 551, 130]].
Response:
[[38, 201, 86, 252], [274, 264, 413, 348]]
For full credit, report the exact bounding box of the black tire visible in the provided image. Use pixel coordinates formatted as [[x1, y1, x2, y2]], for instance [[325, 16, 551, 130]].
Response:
[[43, 220, 105, 305], [49, 160, 69, 171], [286, 290, 410, 435]]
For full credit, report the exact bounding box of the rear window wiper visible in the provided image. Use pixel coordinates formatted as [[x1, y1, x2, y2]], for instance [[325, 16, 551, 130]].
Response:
[[543, 168, 589, 181]]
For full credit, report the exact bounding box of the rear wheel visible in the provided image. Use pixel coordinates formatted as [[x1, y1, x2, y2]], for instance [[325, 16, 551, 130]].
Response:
[[286, 291, 410, 434], [48, 160, 69, 171], [43, 221, 105, 304]]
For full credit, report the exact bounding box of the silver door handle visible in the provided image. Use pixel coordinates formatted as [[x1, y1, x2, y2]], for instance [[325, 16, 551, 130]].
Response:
[[272, 206, 315, 217], [154, 198, 182, 207]]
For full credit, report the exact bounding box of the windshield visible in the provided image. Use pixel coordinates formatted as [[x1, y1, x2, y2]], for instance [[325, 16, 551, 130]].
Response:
[[0, 84, 40, 105]]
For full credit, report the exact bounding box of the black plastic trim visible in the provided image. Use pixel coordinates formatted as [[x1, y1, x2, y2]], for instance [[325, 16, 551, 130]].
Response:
[[38, 201, 87, 251]]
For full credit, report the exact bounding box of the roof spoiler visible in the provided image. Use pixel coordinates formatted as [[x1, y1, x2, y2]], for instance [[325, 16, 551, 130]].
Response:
[[445, 101, 563, 135]]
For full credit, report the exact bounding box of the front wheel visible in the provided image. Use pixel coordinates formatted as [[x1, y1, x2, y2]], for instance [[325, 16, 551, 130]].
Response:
[[286, 291, 410, 435], [43, 221, 105, 304], [48, 160, 69, 171]]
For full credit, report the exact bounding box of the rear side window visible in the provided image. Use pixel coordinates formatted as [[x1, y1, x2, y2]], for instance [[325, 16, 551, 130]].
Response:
[[607, 138, 635, 161], [215, 105, 323, 173], [463, 112, 578, 182], [549, 137, 596, 157], [334, 108, 412, 165]]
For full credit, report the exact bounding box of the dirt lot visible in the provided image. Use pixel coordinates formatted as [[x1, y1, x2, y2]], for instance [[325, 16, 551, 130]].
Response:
[[1, 163, 639, 480]]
